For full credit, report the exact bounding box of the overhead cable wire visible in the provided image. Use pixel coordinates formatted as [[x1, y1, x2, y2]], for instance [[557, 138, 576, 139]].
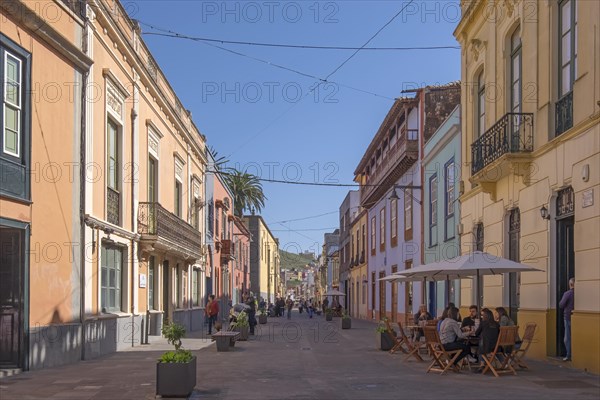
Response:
[[142, 31, 459, 51], [324, 0, 415, 80]]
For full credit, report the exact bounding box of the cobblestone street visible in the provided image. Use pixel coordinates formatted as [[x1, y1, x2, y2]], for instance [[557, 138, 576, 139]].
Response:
[[1, 313, 599, 400]]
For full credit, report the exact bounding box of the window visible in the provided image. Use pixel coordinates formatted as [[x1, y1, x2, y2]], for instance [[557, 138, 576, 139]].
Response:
[[477, 71, 486, 137], [148, 256, 155, 310], [445, 160, 455, 217], [429, 174, 438, 246], [390, 198, 398, 243], [379, 207, 385, 250], [148, 157, 157, 203], [370, 216, 376, 255], [404, 189, 413, 232], [174, 180, 182, 217], [475, 223, 484, 251], [559, 0, 577, 97], [361, 223, 366, 258], [208, 201, 214, 236], [0, 36, 30, 201], [362, 274, 366, 305], [107, 120, 121, 225], [222, 210, 227, 240], [192, 197, 200, 230], [3, 53, 21, 158], [192, 269, 200, 307], [175, 266, 181, 308], [101, 244, 123, 312], [510, 28, 522, 114]]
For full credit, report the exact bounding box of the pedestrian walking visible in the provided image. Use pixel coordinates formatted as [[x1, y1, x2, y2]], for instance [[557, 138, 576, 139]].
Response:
[[559, 277, 575, 361], [286, 297, 293, 319], [307, 299, 314, 319], [206, 294, 219, 335]]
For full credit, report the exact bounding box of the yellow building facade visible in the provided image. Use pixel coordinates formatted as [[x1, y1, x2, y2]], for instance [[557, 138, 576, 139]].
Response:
[[244, 215, 279, 303], [348, 209, 368, 319], [455, 0, 599, 373]]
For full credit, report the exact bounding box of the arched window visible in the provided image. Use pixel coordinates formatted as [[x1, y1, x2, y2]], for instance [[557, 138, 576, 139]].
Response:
[[510, 28, 522, 114]]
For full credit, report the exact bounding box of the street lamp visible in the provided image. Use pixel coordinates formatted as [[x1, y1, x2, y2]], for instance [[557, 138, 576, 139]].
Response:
[[540, 205, 550, 220], [389, 184, 423, 205]]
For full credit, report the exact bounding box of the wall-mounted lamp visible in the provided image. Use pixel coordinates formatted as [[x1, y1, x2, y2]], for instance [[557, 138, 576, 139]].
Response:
[[540, 205, 550, 220], [389, 185, 423, 205]]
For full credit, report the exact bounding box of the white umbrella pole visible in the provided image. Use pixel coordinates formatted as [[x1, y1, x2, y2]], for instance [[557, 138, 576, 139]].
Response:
[[477, 269, 481, 311]]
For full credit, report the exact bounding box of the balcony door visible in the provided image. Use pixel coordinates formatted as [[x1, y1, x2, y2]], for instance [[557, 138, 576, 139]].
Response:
[[148, 156, 157, 203]]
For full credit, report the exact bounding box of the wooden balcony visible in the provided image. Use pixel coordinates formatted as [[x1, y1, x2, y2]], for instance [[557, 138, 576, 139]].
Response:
[[220, 239, 235, 261], [360, 129, 418, 207], [138, 202, 201, 261]]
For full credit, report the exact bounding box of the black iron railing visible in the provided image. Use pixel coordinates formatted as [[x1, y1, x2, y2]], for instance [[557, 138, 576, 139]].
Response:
[[555, 91, 573, 137], [107, 187, 120, 226], [138, 202, 201, 253], [471, 112, 534, 174]]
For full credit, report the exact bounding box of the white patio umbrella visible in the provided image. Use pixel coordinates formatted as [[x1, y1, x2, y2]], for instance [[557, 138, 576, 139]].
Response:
[[378, 272, 469, 305], [324, 289, 346, 296], [394, 251, 542, 310]]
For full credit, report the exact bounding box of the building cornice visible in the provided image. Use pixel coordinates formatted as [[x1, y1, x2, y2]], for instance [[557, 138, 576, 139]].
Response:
[[1, 0, 93, 72]]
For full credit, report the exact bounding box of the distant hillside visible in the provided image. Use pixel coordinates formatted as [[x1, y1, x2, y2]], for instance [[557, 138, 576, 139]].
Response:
[[279, 250, 314, 271]]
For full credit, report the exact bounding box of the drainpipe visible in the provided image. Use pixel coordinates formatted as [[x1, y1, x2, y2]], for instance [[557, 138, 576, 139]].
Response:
[[130, 79, 139, 347], [79, 63, 88, 360]]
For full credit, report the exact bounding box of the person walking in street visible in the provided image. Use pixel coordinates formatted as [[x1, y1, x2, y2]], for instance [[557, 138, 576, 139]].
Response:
[[206, 294, 219, 335], [246, 294, 257, 335], [286, 297, 293, 319], [559, 278, 575, 361], [307, 298, 314, 319]]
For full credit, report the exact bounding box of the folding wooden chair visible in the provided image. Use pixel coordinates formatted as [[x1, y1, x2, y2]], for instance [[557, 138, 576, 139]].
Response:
[[481, 326, 519, 377], [423, 326, 462, 375], [384, 319, 408, 354], [512, 322, 537, 369], [397, 321, 424, 362]]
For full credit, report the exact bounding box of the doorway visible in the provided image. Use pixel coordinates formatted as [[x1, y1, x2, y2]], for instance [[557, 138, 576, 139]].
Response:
[[162, 260, 169, 318], [555, 187, 575, 357], [378, 271, 386, 320], [0, 226, 25, 368]]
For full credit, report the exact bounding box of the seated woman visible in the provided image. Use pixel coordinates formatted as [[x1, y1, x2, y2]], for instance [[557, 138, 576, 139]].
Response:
[[439, 307, 472, 369], [413, 304, 433, 341], [474, 308, 500, 371], [494, 306, 521, 351]]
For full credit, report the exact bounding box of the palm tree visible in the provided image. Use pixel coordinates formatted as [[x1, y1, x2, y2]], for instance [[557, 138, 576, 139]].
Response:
[[223, 170, 267, 217]]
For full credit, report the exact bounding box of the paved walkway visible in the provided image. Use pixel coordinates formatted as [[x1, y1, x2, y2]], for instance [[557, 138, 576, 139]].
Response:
[[1, 312, 599, 399]]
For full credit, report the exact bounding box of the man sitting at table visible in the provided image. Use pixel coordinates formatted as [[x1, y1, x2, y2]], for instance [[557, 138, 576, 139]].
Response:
[[461, 305, 479, 330], [413, 304, 433, 341], [440, 307, 475, 369]]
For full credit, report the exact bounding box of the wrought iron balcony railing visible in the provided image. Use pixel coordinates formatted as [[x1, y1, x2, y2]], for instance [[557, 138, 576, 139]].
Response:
[[138, 202, 201, 258], [555, 91, 573, 137], [107, 187, 120, 226], [471, 112, 534, 175]]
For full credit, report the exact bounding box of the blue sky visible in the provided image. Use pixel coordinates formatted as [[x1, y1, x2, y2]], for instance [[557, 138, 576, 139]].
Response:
[[130, 0, 461, 257]]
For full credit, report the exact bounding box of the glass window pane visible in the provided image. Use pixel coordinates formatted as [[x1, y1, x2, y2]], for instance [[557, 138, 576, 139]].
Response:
[[562, 33, 571, 65], [5, 55, 21, 106], [109, 268, 115, 287], [109, 289, 115, 308], [101, 267, 107, 287], [4, 108, 19, 155], [562, 66, 571, 95], [561, 1, 571, 34]]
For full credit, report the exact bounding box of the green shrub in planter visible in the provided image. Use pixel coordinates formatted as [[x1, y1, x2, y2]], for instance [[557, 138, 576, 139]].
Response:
[[325, 308, 333, 321], [233, 312, 250, 340], [342, 312, 351, 329], [156, 321, 197, 397]]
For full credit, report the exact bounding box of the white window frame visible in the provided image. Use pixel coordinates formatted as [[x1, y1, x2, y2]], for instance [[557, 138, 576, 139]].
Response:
[[3, 52, 21, 158]]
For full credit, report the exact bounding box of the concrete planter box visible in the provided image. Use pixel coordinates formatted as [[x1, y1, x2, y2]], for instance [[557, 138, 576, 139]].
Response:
[[376, 332, 395, 351], [235, 326, 249, 341], [325, 314, 333, 321], [258, 315, 267, 324], [156, 356, 197, 397], [342, 319, 351, 329]]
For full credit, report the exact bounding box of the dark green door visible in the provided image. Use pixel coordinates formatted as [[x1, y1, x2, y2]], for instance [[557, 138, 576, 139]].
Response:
[[0, 228, 23, 367]]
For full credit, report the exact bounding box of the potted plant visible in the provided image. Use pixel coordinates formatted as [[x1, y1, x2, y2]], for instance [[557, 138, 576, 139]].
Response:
[[258, 309, 268, 324], [233, 311, 250, 340], [341, 312, 351, 329], [156, 321, 196, 397], [325, 308, 333, 321], [375, 319, 395, 351]]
